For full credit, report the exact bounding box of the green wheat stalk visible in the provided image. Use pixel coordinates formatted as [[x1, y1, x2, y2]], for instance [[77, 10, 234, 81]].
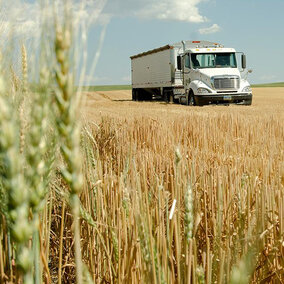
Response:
[[53, 6, 84, 284], [0, 55, 33, 284]]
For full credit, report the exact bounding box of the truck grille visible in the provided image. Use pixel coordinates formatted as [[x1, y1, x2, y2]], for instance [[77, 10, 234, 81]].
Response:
[[213, 76, 240, 90]]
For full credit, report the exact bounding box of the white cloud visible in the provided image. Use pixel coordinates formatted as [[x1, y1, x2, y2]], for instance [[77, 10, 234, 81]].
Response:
[[0, 0, 210, 43], [137, 0, 207, 23], [0, 0, 109, 42], [0, 1, 40, 40], [105, 0, 207, 23], [199, 24, 220, 34]]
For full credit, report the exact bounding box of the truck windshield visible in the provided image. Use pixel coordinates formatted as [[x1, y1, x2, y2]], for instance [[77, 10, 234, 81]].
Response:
[[191, 53, 237, 69]]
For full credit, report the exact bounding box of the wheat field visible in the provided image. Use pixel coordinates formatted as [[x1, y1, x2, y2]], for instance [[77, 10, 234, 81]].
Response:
[[0, 2, 283, 282], [1, 85, 283, 283], [74, 87, 284, 283]]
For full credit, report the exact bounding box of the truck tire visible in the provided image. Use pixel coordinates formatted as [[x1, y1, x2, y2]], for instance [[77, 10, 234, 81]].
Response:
[[164, 93, 169, 103], [135, 89, 152, 101], [144, 92, 152, 101], [244, 99, 252, 105], [136, 89, 143, 101], [187, 91, 196, 106], [163, 89, 169, 103], [132, 89, 137, 101], [163, 89, 176, 103]]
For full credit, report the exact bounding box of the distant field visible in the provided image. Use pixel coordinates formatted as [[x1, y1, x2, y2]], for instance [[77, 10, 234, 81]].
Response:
[[81, 85, 131, 91], [252, 82, 284, 87]]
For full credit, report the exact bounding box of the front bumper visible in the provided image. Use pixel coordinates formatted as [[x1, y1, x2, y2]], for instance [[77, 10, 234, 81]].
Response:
[[195, 93, 252, 105]]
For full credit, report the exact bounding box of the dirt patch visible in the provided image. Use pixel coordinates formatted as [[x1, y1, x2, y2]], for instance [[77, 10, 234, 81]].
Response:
[[83, 90, 132, 102]]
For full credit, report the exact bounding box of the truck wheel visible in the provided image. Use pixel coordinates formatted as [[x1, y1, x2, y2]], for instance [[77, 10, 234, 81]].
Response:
[[144, 92, 152, 101], [244, 99, 252, 105], [132, 89, 137, 101], [173, 96, 179, 104], [187, 91, 196, 106], [136, 89, 151, 101], [163, 90, 169, 103], [136, 89, 142, 101]]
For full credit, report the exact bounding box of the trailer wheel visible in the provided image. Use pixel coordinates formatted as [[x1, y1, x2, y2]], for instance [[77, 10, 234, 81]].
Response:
[[144, 92, 152, 101], [136, 89, 143, 101], [132, 89, 137, 101], [135, 89, 152, 101]]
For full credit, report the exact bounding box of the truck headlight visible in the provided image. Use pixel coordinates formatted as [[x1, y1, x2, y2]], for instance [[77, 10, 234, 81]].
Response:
[[197, 88, 211, 94], [242, 86, 252, 93]]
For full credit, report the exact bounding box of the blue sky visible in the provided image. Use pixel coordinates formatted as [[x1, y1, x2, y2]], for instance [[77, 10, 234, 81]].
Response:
[[89, 0, 284, 85], [2, 0, 284, 85]]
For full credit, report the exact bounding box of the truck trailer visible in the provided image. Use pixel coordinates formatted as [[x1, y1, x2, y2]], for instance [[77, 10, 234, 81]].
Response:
[[130, 41, 252, 106]]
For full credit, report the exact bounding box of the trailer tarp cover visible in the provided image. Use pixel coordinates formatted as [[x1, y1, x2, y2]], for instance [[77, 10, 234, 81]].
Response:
[[130, 45, 173, 60]]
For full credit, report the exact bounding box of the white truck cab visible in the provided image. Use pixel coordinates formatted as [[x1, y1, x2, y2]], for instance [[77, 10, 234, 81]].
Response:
[[131, 40, 252, 106]]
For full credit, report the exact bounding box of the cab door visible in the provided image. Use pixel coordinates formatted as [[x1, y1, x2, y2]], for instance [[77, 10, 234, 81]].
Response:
[[183, 53, 191, 89]]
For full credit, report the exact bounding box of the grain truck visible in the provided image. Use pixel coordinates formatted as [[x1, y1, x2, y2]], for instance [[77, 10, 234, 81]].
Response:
[[130, 41, 252, 106]]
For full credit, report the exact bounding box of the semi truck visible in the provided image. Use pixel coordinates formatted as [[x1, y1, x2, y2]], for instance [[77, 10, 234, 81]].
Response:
[[130, 40, 252, 106]]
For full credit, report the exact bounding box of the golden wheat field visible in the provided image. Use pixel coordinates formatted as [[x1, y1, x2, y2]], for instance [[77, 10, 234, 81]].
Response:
[[67, 87, 284, 283]]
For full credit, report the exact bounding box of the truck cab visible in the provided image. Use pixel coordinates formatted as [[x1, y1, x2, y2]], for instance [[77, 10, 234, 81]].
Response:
[[176, 41, 252, 105]]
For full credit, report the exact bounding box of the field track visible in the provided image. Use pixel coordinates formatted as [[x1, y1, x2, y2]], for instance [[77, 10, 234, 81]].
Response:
[[83, 87, 284, 121]]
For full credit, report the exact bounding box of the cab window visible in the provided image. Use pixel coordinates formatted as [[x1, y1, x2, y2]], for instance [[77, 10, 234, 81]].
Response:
[[184, 54, 190, 68]]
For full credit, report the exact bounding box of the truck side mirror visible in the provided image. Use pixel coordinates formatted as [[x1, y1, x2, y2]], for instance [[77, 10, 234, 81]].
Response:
[[177, 56, 182, 70], [241, 54, 247, 69]]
